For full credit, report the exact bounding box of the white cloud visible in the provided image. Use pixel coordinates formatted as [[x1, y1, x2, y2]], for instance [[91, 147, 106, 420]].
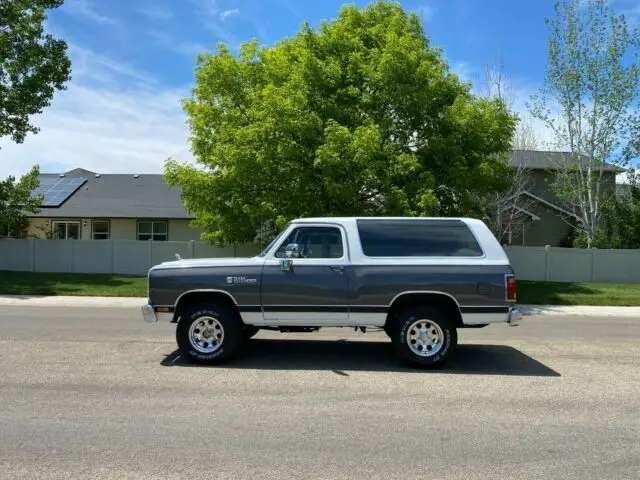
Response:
[[68, 44, 156, 86], [220, 9, 240, 21], [413, 3, 436, 23], [275, 0, 302, 20], [190, 0, 238, 47], [138, 4, 174, 21], [61, 0, 117, 25], [450, 61, 476, 84], [510, 83, 557, 149], [147, 30, 209, 57], [610, 0, 640, 21], [0, 47, 193, 179]]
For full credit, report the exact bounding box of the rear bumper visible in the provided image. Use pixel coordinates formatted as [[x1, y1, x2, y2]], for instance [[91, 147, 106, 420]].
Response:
[[507, 307, 523, 326], [142, 304, 157, 323]]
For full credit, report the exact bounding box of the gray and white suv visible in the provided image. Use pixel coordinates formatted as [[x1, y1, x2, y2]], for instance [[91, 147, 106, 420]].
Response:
[[142, 217, 522, 368]]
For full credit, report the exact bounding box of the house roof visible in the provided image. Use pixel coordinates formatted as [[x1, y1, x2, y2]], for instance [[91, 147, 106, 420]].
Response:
[[507, 150, 626, 173], [31, 169, 193, 219]]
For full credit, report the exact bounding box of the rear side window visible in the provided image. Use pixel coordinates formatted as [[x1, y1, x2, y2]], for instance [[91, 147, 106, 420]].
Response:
[[356, 220, 483, 257]]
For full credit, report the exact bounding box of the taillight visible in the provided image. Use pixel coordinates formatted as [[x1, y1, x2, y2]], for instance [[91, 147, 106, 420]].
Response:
[[505, 274, 516, 302]]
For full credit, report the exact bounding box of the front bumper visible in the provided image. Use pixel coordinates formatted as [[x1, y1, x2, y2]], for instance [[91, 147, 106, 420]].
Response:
[[142, 304, 157, 323], [508, 307, 523, 326]]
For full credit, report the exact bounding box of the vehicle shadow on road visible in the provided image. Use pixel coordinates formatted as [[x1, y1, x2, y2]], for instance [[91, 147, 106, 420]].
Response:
[[160, 339, 560, 377]]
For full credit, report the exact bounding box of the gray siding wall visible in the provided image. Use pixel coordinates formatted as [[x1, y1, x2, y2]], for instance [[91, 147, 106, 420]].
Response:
[[512, 204, 573, 247], [517, 170, 617, 247]]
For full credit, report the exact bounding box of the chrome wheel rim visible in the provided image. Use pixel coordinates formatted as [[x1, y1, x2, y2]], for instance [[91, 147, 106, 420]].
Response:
[[406, 319, 444, 357], [189, 316, 224, 354]]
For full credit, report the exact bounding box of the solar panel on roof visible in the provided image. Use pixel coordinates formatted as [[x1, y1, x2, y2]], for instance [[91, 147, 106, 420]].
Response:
[[33, 177, 87, 207], [32, 178, 58, 195]]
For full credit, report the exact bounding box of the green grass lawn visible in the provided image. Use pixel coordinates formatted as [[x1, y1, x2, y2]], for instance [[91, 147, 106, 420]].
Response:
[[0, 271, 146, 297], [1, 271, 640, 305], [517, 280, 640, 306]]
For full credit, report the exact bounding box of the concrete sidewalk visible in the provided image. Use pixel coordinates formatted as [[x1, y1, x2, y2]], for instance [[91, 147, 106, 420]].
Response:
[[0, 295, 146, 308], [518, 304, 640, 317], [1, 295, 639, 317]]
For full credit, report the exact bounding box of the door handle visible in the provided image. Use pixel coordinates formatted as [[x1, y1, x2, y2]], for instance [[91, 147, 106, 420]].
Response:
[[329, 265, 344, 273]]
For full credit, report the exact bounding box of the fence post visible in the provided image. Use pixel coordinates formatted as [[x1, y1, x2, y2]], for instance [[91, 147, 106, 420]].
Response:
[[591, 248, 597, 282], [189, 240, 195, 259], [69, 238, 75, 273], [544, 245, 550, 281], [149, 239, 153, 269], [30, 238, 36, 272], [233, 242, 237, 258], [110, 238, 115, 274]]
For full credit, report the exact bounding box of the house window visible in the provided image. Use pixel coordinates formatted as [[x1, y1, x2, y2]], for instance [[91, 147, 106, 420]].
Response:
[[53, 221, 81, 240], [91, 220, 110, 240], [137, 220, 168, 241]]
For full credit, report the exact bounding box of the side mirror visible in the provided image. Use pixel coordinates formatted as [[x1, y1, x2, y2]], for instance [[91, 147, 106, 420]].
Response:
[[280, 257, 293, 272], [280, 243, 299, 271], [284, 243, 300, 258]]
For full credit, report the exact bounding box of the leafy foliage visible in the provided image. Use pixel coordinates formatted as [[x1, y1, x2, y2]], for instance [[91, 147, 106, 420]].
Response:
[[167, 0, 517, 245], [591, 171, 640, 249], [480, 57, 538, 244], [0, 0, 71, 144], [529, 0, 640, 248], [0, 165, 41, 237]]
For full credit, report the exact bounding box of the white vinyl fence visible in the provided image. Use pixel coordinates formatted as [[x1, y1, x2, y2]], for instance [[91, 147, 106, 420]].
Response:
[[0, 239, 261, 276], [1, 239, 640, 283], [504, 246, 640, 284]]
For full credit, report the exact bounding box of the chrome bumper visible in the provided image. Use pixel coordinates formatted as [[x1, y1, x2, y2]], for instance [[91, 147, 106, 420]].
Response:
[[508, 307, 523, 326], [142, 304, 157, 323]]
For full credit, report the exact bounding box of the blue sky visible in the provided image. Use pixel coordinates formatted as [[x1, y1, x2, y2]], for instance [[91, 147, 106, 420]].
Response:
[[2, 0, 640, 178]]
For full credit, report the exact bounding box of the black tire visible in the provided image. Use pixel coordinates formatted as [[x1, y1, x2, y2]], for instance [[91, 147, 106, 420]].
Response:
[[242, 326, 260, 341], [176, 303, 243, 365], [389, 306, 457, 368], [383, 325, 393, 338]]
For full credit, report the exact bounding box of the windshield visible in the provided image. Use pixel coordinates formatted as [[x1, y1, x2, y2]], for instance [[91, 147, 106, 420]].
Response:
[[257, 226, 288, 257]]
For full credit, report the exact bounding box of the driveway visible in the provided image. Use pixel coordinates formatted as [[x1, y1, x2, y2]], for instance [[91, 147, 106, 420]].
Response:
[[0, 306, 638, 479]]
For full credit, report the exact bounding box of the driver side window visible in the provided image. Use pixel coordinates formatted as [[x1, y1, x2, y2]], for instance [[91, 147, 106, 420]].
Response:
[[274, 226, 344, 259]]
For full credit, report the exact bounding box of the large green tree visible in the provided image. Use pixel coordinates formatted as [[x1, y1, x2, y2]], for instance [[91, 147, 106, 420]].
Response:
[[0, 165, 41, 237], [166, 0, 517, 245], [1, 0, 71, 144]]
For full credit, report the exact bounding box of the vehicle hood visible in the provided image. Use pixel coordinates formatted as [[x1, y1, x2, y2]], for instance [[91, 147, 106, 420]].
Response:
[[150, 256, 262, 271]]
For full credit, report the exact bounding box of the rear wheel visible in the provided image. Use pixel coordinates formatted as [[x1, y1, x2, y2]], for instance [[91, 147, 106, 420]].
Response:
[[389, 306, 457, 368], [176, 303, 243, 365]]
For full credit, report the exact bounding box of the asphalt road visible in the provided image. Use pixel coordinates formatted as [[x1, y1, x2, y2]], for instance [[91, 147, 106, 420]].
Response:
[[0, 306, 638, 480]]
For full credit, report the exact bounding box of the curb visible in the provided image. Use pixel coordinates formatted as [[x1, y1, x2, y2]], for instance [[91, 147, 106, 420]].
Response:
[[0, 295, 146, 308], [519, 304, 640, 317], [0, 295, 639, 317]]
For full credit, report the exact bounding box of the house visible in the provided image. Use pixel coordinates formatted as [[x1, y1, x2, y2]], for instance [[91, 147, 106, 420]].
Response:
[[27, 168, 203, 241], [505, 150, 625, 247], [25, 151, 624, 246]]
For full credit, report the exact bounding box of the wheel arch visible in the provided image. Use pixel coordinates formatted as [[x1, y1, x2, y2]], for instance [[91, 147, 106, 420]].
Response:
[[173, 289, 241, 323], [385, 291, 464, 328]]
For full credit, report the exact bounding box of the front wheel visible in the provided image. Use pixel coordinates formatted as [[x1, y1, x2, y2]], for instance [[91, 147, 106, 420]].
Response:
[[176, 303, 243, 365], [242, 326, 260, 341], [390, 306, 457, 368]]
